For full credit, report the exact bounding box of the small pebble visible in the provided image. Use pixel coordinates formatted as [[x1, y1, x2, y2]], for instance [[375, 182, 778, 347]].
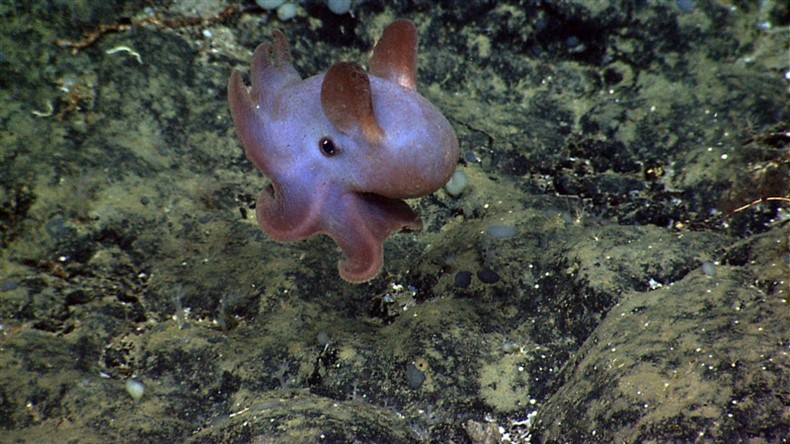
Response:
[[444, 170, 468, 197], [486, 224, 517, 239], [477, 269, 500, 284], [701, 261, 716, 277], [256, 0, 284, 9], [677, 0, 695, 13], [277, 3, 297, 21], [317, 331, 330, 346], [125, 379, 145, 401], [454, 271, 472, 289], [327, 0, 352, 15], [405, 363, 426, 389], [1, 280, 18, 292]]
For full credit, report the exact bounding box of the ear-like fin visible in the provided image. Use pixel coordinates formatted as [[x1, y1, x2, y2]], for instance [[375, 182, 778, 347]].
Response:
[[369, 19, 417, 90], [321, 62, 384, 145]]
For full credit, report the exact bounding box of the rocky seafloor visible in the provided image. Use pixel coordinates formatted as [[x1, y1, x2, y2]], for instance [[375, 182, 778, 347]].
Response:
[[1, 1, 788, 442]]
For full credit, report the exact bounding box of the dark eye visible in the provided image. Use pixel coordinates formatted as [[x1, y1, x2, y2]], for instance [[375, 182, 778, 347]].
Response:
[[319, 137, 338, 157]]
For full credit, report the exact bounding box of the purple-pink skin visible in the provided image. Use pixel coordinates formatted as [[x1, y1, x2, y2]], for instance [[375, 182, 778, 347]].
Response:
[[228, 19, 459, 283]]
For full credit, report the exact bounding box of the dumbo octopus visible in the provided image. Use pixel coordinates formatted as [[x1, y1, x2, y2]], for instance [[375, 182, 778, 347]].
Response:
[[228, 19, 459, 283]]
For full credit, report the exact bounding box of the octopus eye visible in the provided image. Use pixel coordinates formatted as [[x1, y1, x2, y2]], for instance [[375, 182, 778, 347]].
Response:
[[319, 137, 338, 157]]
